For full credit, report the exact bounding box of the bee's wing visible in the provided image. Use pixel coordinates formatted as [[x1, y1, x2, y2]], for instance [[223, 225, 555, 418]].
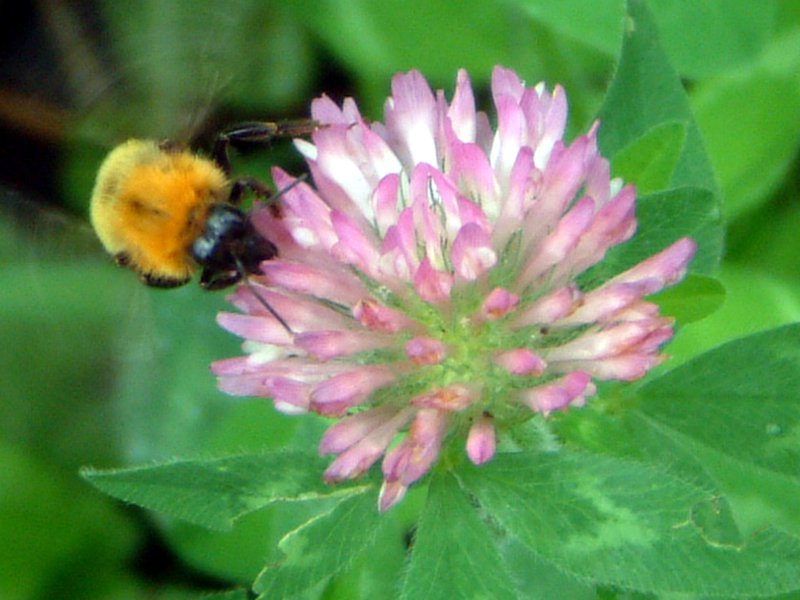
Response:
[[0, 187, 102, 263]]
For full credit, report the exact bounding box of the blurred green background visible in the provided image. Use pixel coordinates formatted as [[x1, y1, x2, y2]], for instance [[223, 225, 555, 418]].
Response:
[[1, 1, 799, 598]]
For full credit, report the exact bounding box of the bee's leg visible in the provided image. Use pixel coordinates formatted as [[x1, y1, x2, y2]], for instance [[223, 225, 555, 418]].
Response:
[[198, 266, 241, 290], [114, 252, 131, 267], [228, 174, 309, 210], [229, 178, 273, 206], [212, 120, 319, 175], [200, 263, 294, 334], [158, 140, 186, 153]]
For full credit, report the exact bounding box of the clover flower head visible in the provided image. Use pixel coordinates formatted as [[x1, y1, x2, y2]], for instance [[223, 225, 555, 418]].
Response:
[[212, 67, 696, 511]]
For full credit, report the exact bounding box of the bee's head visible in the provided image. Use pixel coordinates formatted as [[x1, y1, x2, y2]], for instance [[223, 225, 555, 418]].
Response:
[[191, 204, 278, 281]]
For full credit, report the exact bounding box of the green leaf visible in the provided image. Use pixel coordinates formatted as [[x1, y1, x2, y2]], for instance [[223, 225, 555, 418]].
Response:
[[649, 274, 725, 324], [648, 0, 777, 78], [666, 265, 800, 365], [82, 450, 359, 530], [460, 450, 800, 596], [321, 489, 422, 600], [499, 536, 597, 600], [598, 0, 719, 196], [400, 471, 517, 600], [778, 1, 800, 33], [691, 29, 800, 220], [641, 324, 800, 477], [637, 324, 800, 535], [165, 502, 334, 585], [595, 0, 723, 274], [610, 122, 686, 195], [254, 487, 385, 599], [688, 495, 743, 549], [630, 187, 721, 275]]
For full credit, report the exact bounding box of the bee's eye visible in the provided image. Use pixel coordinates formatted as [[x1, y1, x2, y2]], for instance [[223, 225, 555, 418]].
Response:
[[190, 234, 216, 264]]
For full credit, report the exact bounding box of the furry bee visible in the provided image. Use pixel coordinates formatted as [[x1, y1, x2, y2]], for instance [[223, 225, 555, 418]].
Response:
[[90, 121, 316, 291]]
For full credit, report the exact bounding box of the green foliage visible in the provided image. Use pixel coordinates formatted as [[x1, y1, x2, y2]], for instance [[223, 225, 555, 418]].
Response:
[[691, 29, 800, 220], [0, 442, 138, 600], [506, 0, 625, 56], [586, 186, 720, 282], [647, 0, 777, 78]]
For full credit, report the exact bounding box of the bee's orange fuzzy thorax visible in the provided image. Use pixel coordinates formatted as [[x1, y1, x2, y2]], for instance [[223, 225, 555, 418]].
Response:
[[90, 139, 230, 282]]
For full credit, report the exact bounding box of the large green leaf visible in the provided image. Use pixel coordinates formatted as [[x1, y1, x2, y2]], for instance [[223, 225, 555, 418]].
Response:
[[288, 0, 515, 84], [321, 490, 421, 600], [165, 500, 336, 585], [400, 471, 517, 600], [287, 0, 614, 125], [198, 592, 250, 600], [82, 451, 359, 530], [253, 488, 385, 599], [598, 0, 719, 195], [499, 536, 597, 600], [636, 324, 800, 535], [460, 450, 800, 596], [596, 0, 723, 276]]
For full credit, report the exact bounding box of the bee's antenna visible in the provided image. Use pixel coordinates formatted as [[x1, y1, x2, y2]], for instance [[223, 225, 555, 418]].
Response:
[[234, 255, 294, 335], [269, 172, 307, 206]]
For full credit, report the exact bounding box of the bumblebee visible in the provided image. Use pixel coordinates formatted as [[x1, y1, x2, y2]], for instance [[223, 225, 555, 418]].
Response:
[[90, 120, 315, 291]]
